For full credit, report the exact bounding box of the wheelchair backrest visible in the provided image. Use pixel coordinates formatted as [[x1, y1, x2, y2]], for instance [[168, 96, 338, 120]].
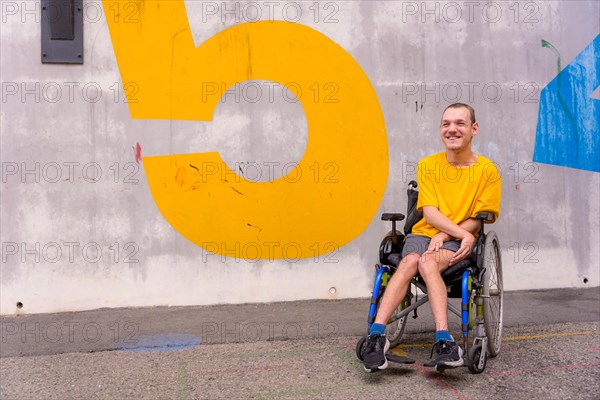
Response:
[[379, 181, 423, 266], [403, 181, 423, 235]]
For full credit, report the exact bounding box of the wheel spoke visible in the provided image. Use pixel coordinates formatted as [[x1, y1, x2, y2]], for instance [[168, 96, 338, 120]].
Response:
[[482, 233, 503, 357]]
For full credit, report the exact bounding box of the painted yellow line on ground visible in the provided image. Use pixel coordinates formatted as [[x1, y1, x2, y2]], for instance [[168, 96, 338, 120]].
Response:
[[390, 347, 409, 357], [394, 330, 598, 349], [503, 330, 596, 341]]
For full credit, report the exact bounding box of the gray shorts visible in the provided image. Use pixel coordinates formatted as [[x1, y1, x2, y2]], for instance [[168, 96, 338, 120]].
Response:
[[400, 234, 461, 258]]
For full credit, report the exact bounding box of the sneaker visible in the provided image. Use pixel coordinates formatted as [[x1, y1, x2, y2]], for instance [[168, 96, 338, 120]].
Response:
[[363, 334, 390, 372], [423, 340, 464, 368]]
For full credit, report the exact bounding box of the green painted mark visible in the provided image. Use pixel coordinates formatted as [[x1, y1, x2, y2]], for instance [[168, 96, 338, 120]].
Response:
[[234, 347, 324, 358], [540, 39, 577, 132], [541, 39, 561, 74], [178, 359, 191, 400], [254, 384, 366, 399], [332, 347, 365, 374]]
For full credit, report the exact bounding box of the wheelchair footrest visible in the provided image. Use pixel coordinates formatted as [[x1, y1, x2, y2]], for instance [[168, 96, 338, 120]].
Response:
[[385, 353, 416, 364]]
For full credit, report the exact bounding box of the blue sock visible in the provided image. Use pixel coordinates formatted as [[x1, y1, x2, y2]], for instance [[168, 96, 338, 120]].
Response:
[[435, 330, 454, 342], [369, 323, 386, 335]]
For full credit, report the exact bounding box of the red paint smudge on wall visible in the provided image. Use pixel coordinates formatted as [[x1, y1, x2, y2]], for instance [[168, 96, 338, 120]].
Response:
[[134, 143, 142, 164], [175, 167, 186, 187]]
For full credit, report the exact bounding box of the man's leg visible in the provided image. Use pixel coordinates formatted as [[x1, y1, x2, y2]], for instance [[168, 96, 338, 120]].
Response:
[[418, 249, 464, 368], [362, 254, 419, 371], [418, 250, 451, 331], [374, 254, 419, 325]]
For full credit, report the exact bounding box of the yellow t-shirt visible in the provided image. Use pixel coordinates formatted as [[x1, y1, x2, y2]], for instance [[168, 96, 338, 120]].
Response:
[[411, 152, 501, 238]]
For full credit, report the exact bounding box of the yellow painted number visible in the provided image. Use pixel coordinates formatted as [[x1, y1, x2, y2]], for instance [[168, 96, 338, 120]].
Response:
[[103, 0, 388, 259]]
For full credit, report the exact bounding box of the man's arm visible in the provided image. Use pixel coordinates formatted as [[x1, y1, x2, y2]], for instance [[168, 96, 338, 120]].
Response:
[[422, 206, 476, 239], [422, 206, 476, 264], [428, 218, 480, 242], [458, 218, 480, 235]]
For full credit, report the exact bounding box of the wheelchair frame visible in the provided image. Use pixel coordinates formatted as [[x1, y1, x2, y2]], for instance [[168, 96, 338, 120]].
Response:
[[356, 181, 504, 374]]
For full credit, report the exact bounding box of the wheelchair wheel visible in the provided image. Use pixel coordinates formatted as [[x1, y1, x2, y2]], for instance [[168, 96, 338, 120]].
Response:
[[482, 231, 503, 357], [384, 298, 409, 348], [355, 336, 366, 361], [468, 344, 487, 374]]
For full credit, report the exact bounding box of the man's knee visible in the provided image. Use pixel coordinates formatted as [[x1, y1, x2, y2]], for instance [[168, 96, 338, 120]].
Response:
[[398, 253, 419, 274], [417, 256, 442, 278]]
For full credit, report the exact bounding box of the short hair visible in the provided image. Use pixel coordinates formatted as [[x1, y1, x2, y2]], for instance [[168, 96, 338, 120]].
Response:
[[442, 103, 476, 124]]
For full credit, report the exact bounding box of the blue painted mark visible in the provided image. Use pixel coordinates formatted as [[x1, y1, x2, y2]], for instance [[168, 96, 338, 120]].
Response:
[[110, 334, 201, 352], [533, 34, 600, 173]]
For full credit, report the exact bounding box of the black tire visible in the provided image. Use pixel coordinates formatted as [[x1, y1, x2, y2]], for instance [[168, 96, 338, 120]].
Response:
[[355, 336, 367, 361], [482, 231, 503, 357], [468, 344, 486, 374]]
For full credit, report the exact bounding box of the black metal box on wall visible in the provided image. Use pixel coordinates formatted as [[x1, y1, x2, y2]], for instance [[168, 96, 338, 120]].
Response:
[[41, 0, 84, 63]]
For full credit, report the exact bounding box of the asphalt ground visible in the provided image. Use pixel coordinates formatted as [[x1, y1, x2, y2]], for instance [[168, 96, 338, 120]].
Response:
[[1, 287, 599, 399]]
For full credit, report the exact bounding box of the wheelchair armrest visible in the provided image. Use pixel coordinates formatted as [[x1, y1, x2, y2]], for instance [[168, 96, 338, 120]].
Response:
[[382, 213, 405, 221], [382, 253, 402, 268], [476, 212, 494, 222], [441, 259, 472, 281]]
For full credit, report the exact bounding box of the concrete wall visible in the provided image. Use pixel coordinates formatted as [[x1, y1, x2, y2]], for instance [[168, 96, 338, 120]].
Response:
[[1, 0, 598, 314]]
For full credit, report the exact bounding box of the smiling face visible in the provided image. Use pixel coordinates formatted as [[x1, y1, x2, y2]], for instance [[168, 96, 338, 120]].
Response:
[[439, 106, 479, 153]]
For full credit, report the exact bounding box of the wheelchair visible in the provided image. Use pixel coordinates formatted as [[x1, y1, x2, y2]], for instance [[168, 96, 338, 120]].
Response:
[[356, 181, 503, 374]]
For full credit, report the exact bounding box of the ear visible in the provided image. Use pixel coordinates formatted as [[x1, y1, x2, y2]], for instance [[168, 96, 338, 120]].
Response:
[[471, 122, 479, 137]]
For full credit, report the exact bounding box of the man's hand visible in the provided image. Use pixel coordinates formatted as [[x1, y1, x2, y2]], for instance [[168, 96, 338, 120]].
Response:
[[420, 231, 450, 264], [449, 232, 476, 265], [424, 231, 450, 254]]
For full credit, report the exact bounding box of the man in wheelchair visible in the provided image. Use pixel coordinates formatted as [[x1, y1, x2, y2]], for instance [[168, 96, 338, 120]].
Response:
[[363, 103, 501, 372]]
